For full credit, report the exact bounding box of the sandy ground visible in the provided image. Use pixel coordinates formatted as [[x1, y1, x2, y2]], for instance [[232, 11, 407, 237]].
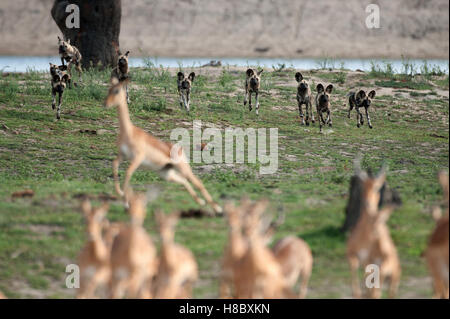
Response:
[[0, 0, 449, 58]]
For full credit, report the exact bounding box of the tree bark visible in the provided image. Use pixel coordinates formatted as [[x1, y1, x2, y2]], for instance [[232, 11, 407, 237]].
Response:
[[51, 0, 122, 69]]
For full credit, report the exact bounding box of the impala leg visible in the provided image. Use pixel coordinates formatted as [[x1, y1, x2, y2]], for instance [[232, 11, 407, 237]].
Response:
[[122, 154, 145, 198], [388, 267, 401, 299], [163, 169, 206, 206], [349, 256, 362, 298], [113, 155, 124, 197], [185, 169, 222, 214], [299, 269, 312, 299]]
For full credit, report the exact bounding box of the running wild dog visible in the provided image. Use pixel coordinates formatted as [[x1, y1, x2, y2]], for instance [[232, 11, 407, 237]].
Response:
[[424, 172, 449, 299], [154, 211, 198, 298], [348, 90, 377, 128], [244, 68, 263, 115], [77, 200, 111, 298], [295, 72, 314, 126], [112, 51, 130, 103], [346, 161, 401, 299], [109, 190, 158, 299], [57, 36, 82, 77], [104, 78, 222, 214], [315, 83, 334, 132], [177, 72, 195, 112], [49, 63, 71, 120]]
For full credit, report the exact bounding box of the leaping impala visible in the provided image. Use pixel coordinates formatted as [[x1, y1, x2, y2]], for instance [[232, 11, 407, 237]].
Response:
[[104, 77, 222, 214]]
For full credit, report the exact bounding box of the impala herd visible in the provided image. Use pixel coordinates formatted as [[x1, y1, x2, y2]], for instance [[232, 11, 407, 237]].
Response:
[[1, 38, 448, 300]]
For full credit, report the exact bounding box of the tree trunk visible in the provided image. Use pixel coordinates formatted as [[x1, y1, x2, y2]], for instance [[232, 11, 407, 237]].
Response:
[[51, 0, 122, 69], [341, 175, 402, 233]]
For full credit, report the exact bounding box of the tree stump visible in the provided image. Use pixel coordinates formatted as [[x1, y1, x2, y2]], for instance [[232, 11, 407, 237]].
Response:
[[51, 0, 122, 69]]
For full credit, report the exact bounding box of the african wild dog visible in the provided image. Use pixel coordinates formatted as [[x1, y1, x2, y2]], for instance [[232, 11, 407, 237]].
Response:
[[244, 68, 263, 115], [112, 50, 130, 103], [348, 90, 376, 128], [49, 63, 71, 120], [295, 72, 314, 126], [315, 83, 334, 132], [57, 36, 82, 78], [177, 72, 195, 112]]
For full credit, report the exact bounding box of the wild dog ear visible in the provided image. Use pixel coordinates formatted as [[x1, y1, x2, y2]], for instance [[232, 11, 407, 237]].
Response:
[[67, 39, 70, 44], [57, 36, 61, 41], [356, 90, 366, 99], [257, 69, 264, 76], [62, 73, 70, 82], [368, 90, 376, 99], [246, 69, 254, 77], [125, 51, 130, 57], [177, 72, 184, 81], [295, 72, 303, 82], [325, 84, 333, 94], [316, 83, 324, 93], [188, 72, 195, 82]]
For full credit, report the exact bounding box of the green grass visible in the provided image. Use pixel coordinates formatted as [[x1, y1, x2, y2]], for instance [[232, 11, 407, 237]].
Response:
[[0, 66, 448, 299]]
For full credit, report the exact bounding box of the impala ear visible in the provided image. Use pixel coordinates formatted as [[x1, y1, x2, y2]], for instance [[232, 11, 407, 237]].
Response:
[[325, 84, 333, 94], [316, 83, 324, 93], [81, 200, 92, 217], [368, 90, 376, 99], [246, 68, 254, 77], [110, 76, 119, 85], [295, 72, 303, 82]]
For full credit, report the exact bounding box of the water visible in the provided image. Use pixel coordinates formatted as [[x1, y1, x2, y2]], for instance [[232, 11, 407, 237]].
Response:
[[0, 56, 448, 74]]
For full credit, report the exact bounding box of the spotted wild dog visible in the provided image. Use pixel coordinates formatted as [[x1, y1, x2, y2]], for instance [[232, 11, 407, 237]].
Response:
[[347, 160, 401, 299], [348, 90, 376, 128], [50, 64, 71, 120], [295, 72, 314, 126], [315, 83, 334, 132], [424, 171, 449, 299], [57, 36, 82, 78], [104, 77, 222, 214], [244, 68, 263, 115], [112, 51, 130, 103], [177, 72, 195, 112]]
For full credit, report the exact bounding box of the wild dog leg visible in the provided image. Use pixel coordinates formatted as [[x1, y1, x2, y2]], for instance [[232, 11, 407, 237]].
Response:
[[179, 92, 184, 109], [348, 100, 354, 118], [255, 91, 259, 115], [327, 110, 332, 127], [51, 88, 56, 110], [126, 84, 130, 104], [186, 91, 191, 112], [243, 90, 248, 107], [309, 101, 315, 124], [248, 92, 252, 111], [356, 107, 363, 127], [56, 91, 62, 119], [365, 107, 372, 129], [298, 101, 305, 125]]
